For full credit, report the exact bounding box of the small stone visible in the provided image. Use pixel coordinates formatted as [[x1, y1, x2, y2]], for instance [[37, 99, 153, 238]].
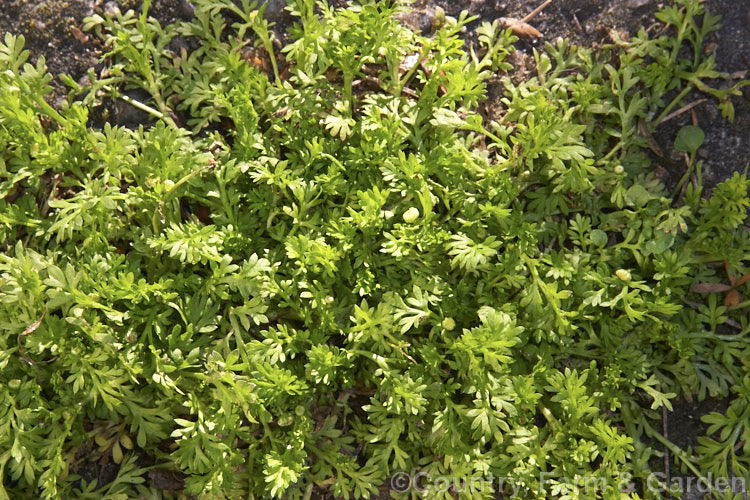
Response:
[[78, 74, 91, 87], [103, 1, 120, 16], [261, 0, 286, 21], [175, 0, 195, 19], [80, 0, 94, 17], [419, 10, 435, 35], [704, 104, 719, 121], [627, 0, 650, 7]]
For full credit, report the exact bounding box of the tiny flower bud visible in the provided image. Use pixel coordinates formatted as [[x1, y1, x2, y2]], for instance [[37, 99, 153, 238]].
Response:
[[614, 165, 624, 174], [615, 269, 631, 281], [442, 317, 456, 331], [403, 207, 420, 223], [434, 6, 446, 28]]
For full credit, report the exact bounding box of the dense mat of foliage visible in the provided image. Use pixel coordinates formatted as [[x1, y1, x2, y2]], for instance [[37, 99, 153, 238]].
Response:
[[1, 0, 750, 498]]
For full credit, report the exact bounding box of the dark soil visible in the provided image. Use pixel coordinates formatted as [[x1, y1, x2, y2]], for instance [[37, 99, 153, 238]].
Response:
[[666, 396, 742, 500], [413, 0, 750, 193], [0, 0, 100, 97], [1, 0, 748, 497]]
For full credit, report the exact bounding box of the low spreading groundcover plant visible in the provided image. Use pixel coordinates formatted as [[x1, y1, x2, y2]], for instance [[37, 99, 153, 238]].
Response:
[[1, 0, 750, 498]]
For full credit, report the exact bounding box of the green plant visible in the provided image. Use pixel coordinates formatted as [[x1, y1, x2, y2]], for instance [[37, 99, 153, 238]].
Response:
[[1, 0, 750, 498]]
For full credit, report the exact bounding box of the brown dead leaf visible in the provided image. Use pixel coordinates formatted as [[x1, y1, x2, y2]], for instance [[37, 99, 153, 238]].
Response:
[[21, 309, 47, 336], [691, 283, 734, 294], [241, 46, 273, 75], [69, 26, 89, 44], [703, 42, 718, 57], [725, 288, 741, 307], [325, 69, 340, 83], [498, 18, 541, 38], [691, 262, 749, 308], [17, 310, 48, 366], [658, 99, 707, 126]]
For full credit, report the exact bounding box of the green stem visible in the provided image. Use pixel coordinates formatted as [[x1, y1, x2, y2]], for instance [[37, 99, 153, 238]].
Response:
[[654, 85, 693, 126], [120, 94, 165, 121], [670, 153, 696, 199], [151, 166, 209, 232], [642, 419, 720, 494], [670, 5, 690, 62], [624, 403, 722, 497], [597, 141, 623, 165], [31, 94, 68, 127], [395, 41, 431, 97], [263, 39, 280, 84], [477, 125, 505, 147], [226, 0, 281, 83]]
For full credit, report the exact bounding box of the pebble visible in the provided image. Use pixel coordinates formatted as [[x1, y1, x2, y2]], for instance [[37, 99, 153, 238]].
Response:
[[103, 1, 120, 16], [80, 1, 94, 18], [261, 0, 286, 22], [166, 36, 192, 54], [78, 74, 91, 88], [627, 0, 650, 8], [703, 104, 719, 121], [175, 0, 195, 19], [419, 9, 435, 35]]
